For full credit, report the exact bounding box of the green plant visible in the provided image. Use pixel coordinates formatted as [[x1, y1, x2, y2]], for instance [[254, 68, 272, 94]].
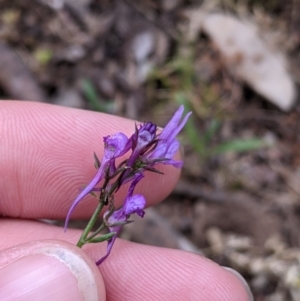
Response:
[[175, 92, 268, 159], [147, 36, 269, 162], [81, 79, 114, 113]]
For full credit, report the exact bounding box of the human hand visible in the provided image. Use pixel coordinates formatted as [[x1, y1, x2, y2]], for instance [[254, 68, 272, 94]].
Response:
[[0, 101, 253, 301]]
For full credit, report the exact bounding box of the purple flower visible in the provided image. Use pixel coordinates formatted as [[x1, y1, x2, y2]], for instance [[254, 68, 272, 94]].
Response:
[[118, 122, 157, 186], [117, 106, 191, 189], [65, 105, 191, 266], [64, 132, 131, 230], [127, 122, 157, 166], [143, 105, 192, 167], [96, 174, 145, 265]]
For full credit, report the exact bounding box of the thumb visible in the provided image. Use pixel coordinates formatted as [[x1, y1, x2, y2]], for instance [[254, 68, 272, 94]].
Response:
[[0, 240, 105, 301]]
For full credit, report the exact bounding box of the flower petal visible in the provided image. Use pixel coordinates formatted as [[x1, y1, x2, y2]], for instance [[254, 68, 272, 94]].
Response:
[[168, 111, 192, 143], [127, 122, 157, 167], [159, 105, 185, 140], [64, 165, 106, 231], [103, 132, 130, 159], [164, 158, 183, 168], [124, 194, 146, 216], [165, 139, 180, 159], [96, 230, 119, 265], [127, 173, 144, 196], [160, 106, 192, 144]]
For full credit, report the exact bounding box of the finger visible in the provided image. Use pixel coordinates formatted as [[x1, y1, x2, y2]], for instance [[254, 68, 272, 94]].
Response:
[[0, 101, 181, 219], [0, 219, 253, 301], [0, 240, 105, 301]]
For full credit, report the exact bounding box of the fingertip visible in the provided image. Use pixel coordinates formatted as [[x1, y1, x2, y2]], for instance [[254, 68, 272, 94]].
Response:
[[0, 240, 106, 301], [223, 267, 254, 301], [175, 252, 253, 301], [94, 241, 252, 301], [185, 254, 253, 301]]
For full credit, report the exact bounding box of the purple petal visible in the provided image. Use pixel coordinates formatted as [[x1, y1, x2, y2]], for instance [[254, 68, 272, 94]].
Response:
[[99, 194, 145, 265], [165, 139, 180, 159], [160, 106, 192, 143], [164, 158, 183, 168], [159, 105, 185, 140], [148, 142, 167, 159], [96, 229, 119, 265], [138, 130, 154, 148], [126, 123, 157, 168], [127, 173, 144, 197], [124, 194, 146, 216], [142, 106, 190, 164], [64, 163, 107, 231], [168, 111, 192, 143], [146, 139, 179, 163], [107, 207, 126, 224], [103, 132, 130, 159]]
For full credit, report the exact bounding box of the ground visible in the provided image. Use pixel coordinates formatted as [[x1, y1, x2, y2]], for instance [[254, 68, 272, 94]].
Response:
[[1, 1, 300, 300]]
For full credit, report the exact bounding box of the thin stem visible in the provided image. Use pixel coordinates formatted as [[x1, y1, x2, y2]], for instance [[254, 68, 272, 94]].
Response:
[[86, 223, 105, 241], [76, 163, 135, 248], [77, 201, 104, 247]]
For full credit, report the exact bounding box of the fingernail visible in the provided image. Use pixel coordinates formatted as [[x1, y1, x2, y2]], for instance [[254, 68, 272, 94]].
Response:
[[0, 245, 100, 301], [223, 267, 254, 301]]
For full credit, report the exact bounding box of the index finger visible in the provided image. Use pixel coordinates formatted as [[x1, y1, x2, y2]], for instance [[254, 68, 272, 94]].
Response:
[[0, 101, 181, 219]]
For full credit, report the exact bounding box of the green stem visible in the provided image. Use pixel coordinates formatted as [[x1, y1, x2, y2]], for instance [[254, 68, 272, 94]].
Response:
[[76, 164, 130, 248], [86, 223, 105, 241], [77, 201, 104, 248]]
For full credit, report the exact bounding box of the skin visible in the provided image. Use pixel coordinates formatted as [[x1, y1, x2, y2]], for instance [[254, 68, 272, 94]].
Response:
[[0, 101, 251, 301]]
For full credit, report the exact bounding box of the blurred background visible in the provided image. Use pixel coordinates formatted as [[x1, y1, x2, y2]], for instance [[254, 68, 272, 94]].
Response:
[[1, 0, 300, 300]]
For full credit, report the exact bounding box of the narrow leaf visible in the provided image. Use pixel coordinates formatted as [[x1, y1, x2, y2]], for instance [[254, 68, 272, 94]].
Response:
[[213, 138, 267, 155], [87, 232, 116, 243]]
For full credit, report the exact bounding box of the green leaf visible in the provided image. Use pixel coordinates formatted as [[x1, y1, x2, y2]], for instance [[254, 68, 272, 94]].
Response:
[[212, 138, 267, 155], [86, 232, 116, 244], [81, 79, 114, 113], [94, 152, 101, 169], [203, 119, 220, 145]]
